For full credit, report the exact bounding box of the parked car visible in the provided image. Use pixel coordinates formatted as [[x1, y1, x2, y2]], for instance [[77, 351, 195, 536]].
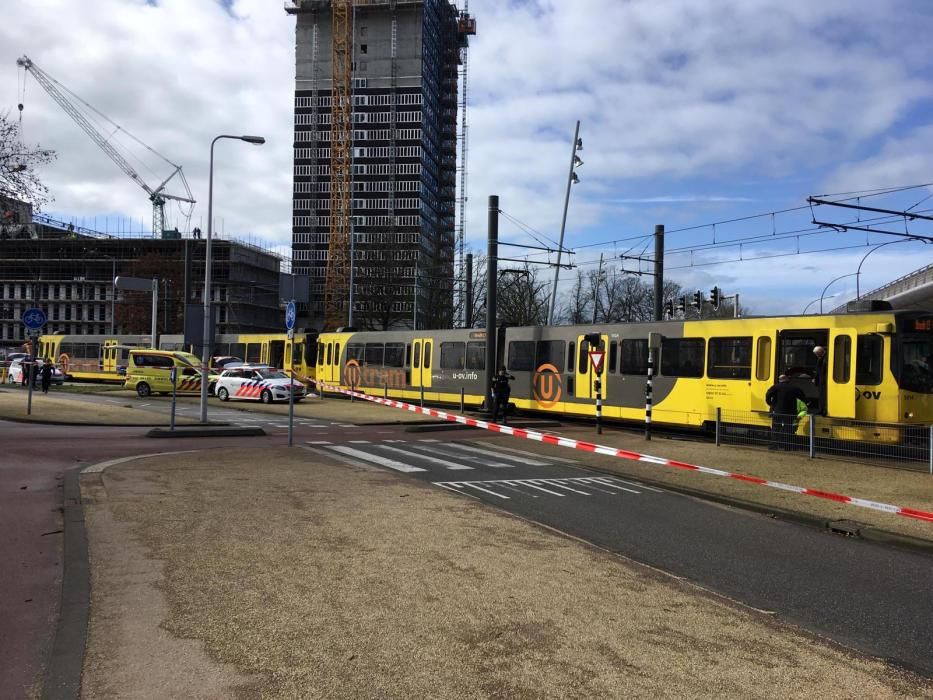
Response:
[[214, 365, 305, 404], [6, 358, 65, 386]]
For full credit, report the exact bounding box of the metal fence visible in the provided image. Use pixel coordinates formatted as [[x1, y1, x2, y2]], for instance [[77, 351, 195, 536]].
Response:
[[716, 408, 933, 473]]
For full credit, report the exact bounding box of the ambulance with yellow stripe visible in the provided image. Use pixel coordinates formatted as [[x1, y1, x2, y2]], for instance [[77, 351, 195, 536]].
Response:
[[214, 364, 306, 404], [124, 349, 214, 398]]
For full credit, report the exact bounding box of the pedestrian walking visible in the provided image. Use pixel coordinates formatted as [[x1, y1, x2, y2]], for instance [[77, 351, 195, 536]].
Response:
[[812, 345, 827, 414], [40, 360, 53, 394], [765, 374, 806, 450], [491, 366, 514, 425]]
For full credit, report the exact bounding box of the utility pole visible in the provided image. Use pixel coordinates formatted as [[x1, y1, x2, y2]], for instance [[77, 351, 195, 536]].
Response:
[[465, 253, 473, 328], [592, 253, 604, 324], [485, 195, 498, 410], [653, 224, 664, 321]]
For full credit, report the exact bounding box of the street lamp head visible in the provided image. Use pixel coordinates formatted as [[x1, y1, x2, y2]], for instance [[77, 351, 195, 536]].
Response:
[[570, 172, 580, 185], [575, 138, 583, 150], [240, 135, 266, 145], [573, 154, 583, 167]]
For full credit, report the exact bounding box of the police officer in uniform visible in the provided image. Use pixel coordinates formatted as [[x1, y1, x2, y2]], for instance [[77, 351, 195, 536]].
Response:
[[491, 366, 515, 425]]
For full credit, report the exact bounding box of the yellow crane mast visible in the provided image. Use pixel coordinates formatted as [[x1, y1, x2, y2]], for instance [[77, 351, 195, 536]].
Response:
[[325, 0, 354, 329]]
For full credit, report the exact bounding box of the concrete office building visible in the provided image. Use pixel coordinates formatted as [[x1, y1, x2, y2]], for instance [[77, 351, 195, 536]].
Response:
[[287, 0, 473, 330]]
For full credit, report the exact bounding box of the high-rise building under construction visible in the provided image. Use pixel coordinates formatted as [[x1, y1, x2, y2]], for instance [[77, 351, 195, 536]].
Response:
[[286, 0, 475, 330]]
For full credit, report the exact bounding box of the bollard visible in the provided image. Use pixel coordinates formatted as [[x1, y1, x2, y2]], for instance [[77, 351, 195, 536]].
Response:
[[929, 425, 932, 476], [384, 382, 388, 400], [644, 349, 654, 440], [808, 414, 816, 459], [715, 407, 721, 447], [460, 386, 465, 413], [420, 384, 424, 407], [350, 379, 355, 402], [595, 377, 602, 435]]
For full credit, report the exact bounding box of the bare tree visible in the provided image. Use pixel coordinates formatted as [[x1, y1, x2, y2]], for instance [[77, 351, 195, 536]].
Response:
[[497, 265, 549, 326], [558, 269, 591, 324], [0, 112, 55, 209], [454, 252, 488, 328]]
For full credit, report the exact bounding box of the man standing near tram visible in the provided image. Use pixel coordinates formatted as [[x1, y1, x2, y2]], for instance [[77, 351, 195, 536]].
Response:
[[812, 345, 827, 415]]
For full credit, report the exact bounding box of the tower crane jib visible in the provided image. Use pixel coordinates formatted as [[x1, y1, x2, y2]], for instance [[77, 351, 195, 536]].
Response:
[[16, 55, 195, 236]]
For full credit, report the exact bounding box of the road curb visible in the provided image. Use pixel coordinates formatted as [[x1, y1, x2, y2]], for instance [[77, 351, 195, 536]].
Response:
[[42, 468, 88, 700], [0, 416, 192, 427], [146, 426, 265, 438]]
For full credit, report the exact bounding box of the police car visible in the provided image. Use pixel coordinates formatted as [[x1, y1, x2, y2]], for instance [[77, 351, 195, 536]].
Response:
[[214, 365, 306, 403]]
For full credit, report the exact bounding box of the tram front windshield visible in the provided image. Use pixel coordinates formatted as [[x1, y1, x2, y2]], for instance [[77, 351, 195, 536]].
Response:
[[899, 317, 933, 393]]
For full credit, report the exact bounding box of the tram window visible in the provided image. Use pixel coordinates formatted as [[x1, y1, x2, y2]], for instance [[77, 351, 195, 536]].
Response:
[[707, 337, 752, 380], [578, 340, 589, 374], [385, 343, 405, 367], [856, 335, 883, 385], [317, 343, 325, 365], [230, 344, 245, 361], [756, 337, 772, 382], [405, 343, 412, 366], [567, 341, 575, 373], [661, 338, 705, 377], [326, 343, 332, 365], [423, 342, 431, 368], [466, 341, 485, 370], [621, 339, 648, 375], [86, 343, 100, 360], [508, 341, 535, 372], [365, 343, 384, 366], [535, 340, 564, 369], [305, 342, 315, 367], [608, 342, 618, 374], [440, 342, 465, 370], [833, 336, 851, 383], [347, 343, 365, 361], [334, 343, 341, 364], [246, 344, 262, 363], [413, 343, 421, 368], [214, 343, 230, 356]]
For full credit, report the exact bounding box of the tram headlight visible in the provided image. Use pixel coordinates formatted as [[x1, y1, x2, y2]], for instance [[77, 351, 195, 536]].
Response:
[[904, 411, 914, 420]]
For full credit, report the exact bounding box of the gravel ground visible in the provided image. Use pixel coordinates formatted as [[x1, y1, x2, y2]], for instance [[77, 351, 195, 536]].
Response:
[[80, 448, 933, 699]]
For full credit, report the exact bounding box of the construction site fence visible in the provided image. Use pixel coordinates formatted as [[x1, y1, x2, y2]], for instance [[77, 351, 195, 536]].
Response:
[[714, 408, 933, 474]]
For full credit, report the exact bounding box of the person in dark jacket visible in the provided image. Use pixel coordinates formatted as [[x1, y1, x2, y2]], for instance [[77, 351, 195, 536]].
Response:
[[765, 374, 806, 450], [40, 360, 53, 394], [491, 366, 515, 425], [812, 345, 827, 414]]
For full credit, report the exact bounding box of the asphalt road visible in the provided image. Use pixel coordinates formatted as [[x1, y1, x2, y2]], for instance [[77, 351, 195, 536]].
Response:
[[311, 435, 933, 677]]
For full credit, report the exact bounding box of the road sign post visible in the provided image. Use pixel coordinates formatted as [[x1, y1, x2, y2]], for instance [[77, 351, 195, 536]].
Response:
[[588, 350, 605, 435], [169, 366, 177, 431], [286, 300, 296, 447]]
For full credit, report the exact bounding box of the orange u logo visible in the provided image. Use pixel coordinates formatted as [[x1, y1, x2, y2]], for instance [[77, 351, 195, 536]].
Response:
[[533, 363, 562, 408], [345, 359, 361, 387]]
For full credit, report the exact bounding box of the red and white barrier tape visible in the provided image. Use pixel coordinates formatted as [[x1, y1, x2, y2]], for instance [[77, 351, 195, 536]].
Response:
[[311, 379, 933, 524]]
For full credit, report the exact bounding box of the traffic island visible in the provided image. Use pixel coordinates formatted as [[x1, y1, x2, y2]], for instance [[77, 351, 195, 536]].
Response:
[[146, 426, 265, 438]]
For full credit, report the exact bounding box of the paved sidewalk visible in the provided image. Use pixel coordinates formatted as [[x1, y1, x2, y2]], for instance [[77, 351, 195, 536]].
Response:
[[77, 448, 931, 698], [0, 388, 196, 426]]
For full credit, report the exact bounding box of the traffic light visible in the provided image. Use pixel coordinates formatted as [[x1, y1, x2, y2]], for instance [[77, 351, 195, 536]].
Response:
[[710, 286, 722, 309], [692, 290, 703, 310], [584, 332, 601, 347], [677, 296, 686, 313], [664, 300, 674, 318]]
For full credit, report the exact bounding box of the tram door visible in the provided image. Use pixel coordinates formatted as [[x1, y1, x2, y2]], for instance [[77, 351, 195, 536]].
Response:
[[411, 338, 433, 388], [827, 328, 857, 418], [268, 340, 285, 369], [749, 333, 777, 412], [574, 333, 607, 401], [103, 340, 119, 373]]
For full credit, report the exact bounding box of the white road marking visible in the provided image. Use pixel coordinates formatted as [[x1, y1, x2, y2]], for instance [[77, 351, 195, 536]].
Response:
[[374, 444, 473, 470], [406, 443, 514, 468], [453, 482, 510, 499], [417, 438, 440, 442], [535, 479, 591, 495], [610, 477, 663, 493], [327, 445, 427, 473], [349, 440, 371, 444], [306, 440, 332, 445], [581, 477, 641, 494], [504, 480, 565, 496], [434, 482, 480, 500], [487, 443, 579, 464], [448, 443, 551, 466]]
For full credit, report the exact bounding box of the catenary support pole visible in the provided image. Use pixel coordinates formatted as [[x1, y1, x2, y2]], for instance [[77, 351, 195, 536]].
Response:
[[716, 407, 721, 446], [654, 224, 664, 321], [484, 195, 498, 409], [151, 278, 158, 349], [465, 253, 473, 328], [929, 425, 932, 476], [809, 414, 816, 458]]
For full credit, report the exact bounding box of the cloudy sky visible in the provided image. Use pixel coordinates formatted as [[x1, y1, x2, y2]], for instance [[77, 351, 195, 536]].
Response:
[[3, 0, 933, 315]]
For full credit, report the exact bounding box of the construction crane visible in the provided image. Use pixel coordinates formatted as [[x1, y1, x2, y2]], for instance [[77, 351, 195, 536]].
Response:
[[325, 0, 354, 329], [16, 55, 195, 236]]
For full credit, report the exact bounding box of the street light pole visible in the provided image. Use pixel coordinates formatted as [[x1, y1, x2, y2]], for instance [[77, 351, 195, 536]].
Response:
[[199, 134, 265, 424], [819, 272, 859, 314], [855, 239, 915, 300], [547, 120, 582, 326]]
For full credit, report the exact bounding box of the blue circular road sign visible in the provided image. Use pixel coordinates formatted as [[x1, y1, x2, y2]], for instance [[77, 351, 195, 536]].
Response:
[[285, 300, 297, 330], [22, 308, 47, 330]]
